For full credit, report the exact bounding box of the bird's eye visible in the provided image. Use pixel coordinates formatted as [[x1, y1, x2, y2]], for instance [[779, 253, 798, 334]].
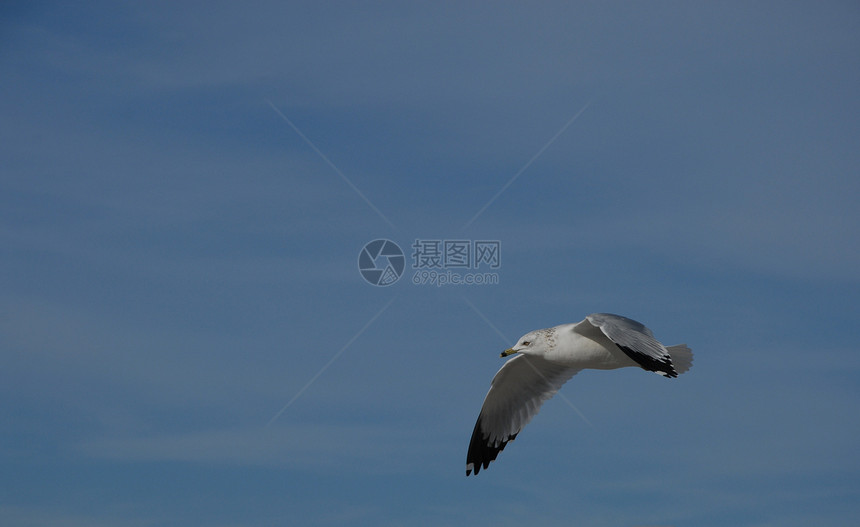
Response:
[[522, 341, 531, 346]]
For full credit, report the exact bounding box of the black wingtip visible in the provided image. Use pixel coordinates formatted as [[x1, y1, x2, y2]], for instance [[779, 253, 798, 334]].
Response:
[[618, 344, 678, 378], [466, 415, 516, 476]]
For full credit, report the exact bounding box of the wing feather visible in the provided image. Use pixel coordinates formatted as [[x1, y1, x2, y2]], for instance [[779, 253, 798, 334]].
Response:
[[466, 355, 578, 475], [585, 313, 677, 377]]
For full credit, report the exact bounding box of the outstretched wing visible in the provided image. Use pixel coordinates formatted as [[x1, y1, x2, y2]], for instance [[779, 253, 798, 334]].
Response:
[[466, 354, 579, 476], [584, 313, 677, 377]]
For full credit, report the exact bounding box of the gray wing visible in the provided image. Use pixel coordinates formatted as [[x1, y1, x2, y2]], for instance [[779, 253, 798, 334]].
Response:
[[585, 313, 678, 377], [466, 354, 579, 476]]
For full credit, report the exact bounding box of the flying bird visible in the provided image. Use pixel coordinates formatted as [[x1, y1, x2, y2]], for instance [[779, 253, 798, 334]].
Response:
[[466, 313, 693, 476]]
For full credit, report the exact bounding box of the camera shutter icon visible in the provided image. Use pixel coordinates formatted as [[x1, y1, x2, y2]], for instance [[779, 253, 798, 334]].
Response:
[[358, 239, 404, 286]]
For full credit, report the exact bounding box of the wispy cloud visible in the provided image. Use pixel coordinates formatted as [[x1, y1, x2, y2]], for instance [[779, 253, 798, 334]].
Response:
[[462, 100, 592, 230], [0, 505, 150, 527], [266, 99, 397, 230], [266, 296, 396, 427], [77, 422, 440, 473]]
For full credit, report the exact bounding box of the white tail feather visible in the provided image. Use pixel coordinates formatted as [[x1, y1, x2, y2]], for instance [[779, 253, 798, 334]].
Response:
[[667, 344, 693, 375]]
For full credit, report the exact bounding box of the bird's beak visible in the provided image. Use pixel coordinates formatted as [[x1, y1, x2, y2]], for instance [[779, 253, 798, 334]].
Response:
[[500, 348, 517, 357]]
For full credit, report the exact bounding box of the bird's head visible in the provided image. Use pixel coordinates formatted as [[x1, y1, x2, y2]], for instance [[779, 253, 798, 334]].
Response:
[[501, 328, 554, 358]]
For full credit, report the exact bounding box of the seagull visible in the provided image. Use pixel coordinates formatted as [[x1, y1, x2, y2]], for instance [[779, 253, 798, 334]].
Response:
[[466, 313, 693, 476]]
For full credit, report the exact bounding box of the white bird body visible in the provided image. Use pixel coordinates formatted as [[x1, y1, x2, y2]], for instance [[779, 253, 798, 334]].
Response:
[[466, 313, 693, 476], [538, 323, 639, 369]]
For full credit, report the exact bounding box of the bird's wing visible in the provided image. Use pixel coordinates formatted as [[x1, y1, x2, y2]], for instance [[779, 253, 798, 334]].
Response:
[[583, 313, 677, 377], [466, 354, 579, 476]]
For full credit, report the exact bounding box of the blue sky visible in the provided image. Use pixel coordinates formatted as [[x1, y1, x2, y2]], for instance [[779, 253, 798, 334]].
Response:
[[2, 1, 859, 526]]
